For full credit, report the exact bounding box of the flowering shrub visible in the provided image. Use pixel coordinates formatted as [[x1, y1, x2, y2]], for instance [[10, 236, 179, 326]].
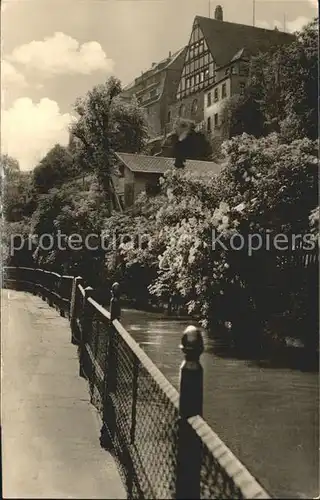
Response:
[[116, 133, 318, 348]]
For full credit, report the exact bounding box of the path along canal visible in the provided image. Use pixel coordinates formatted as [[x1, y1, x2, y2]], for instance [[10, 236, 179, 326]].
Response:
[[120, 308, 319, 499]]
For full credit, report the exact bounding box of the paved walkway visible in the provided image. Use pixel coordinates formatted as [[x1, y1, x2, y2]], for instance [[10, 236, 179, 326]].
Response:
[[1, 289, 126, 499]]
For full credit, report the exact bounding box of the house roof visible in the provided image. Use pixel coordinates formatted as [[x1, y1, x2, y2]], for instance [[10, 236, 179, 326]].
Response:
[[123, 46, 186, 92], [115, 152, 223, 177], [195, 16, 294, 68]]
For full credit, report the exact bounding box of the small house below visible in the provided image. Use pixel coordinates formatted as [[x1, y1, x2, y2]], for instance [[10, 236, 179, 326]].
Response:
[[115, 152, 223, 207]]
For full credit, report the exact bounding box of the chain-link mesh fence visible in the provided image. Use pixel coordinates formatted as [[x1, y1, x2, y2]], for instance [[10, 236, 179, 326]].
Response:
[[4, 267, 271, 500], [74, 283, 270, 500]]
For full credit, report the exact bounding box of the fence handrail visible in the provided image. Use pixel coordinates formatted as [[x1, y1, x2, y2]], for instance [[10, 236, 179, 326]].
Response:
[[188, 415, 270, 499], [3, 266, 76, 279]]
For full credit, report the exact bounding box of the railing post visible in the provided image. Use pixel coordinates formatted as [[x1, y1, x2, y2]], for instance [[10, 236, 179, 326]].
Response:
[[70, 276, 83, 345], [108, 282, 121, 393], [100, 282, 121, 449], [58, 275, 65, 317], [79, 286, 94, 378], [176, 325, 204, 500], [110, 281, 121, 322], [47, 273, 54, 307], [38, 269, 46, 300]]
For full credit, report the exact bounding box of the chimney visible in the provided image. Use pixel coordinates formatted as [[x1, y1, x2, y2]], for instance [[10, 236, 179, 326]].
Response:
[[152, 62, 156, 67], [214, 5, 223, 21], [169, 50, 172, 58]]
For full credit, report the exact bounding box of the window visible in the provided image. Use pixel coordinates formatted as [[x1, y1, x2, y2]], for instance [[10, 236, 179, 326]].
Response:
[[207, 92, 211, 107], [191, 99, 198, 115], [150, 88, 158, 98], [207, 116, 211, 132], [214, 113, 219, 128], [179, 104, 186, 117], [222, 83, 227, 98], [167, 110, 171, 123], [239, 62, 249, 76], [214, 88, 219, 101], [176, 24, 215, 98], [239, 82, 245, 95]]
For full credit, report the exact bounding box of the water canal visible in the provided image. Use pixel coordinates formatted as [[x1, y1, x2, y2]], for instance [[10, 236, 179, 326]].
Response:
[[121, 308, 319, 499]]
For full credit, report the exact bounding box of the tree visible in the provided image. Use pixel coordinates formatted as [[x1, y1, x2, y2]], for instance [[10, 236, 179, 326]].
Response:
[[280, 18, 318, 141], [158, 118, 213, 163], [32, 144, 74, 193], [70, 76, 148, 213], [0, 153, 20, 179], [116, 133, 318, 350], [220, 18, 318, 141], [1, 154, 21, 197], [1, 154, 33, 222], [30, 182, 109, 280], [220, 93, 264, 139]]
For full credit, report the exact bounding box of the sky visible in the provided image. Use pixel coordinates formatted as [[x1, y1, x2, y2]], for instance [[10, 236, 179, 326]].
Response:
[[1, 0, 318, 171]]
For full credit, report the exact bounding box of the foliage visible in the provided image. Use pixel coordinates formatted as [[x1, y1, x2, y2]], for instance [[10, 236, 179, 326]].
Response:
[[279, 18, 318, 141], [220, 93, 264, 139], [158, 118, 213, 162], [221, 18, 318, 141], [1, 153, 20, 179], [70, 76, 149, 210], [1, 218, 34, 267], [1, 154, 33, 222], [32, 144, 75, 193], [115, 133, 318, 350], [30, 182, 109, 282]]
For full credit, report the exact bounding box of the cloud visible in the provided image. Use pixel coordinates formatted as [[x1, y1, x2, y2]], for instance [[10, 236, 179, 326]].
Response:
[[8, 32, 114, 76], [257, 20, 282, 30], [1, 97, 73, 170], [2, 60, 27, 88], [1, 60, 27, 108], [286, 16, 311, 32], [257, 16, 310, 33]]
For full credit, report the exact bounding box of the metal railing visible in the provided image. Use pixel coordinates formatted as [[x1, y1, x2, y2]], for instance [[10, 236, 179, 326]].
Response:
[[3, 266, 270, 500]]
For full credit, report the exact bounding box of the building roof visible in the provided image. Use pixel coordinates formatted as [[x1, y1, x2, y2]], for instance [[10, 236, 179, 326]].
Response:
[[115, 152, 223, 177], [195, 16, 294, 68], [123, 46, 186, 92]]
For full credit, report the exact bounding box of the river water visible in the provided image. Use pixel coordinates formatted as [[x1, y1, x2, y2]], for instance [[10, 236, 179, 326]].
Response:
[[120, 308, 319, 499]]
